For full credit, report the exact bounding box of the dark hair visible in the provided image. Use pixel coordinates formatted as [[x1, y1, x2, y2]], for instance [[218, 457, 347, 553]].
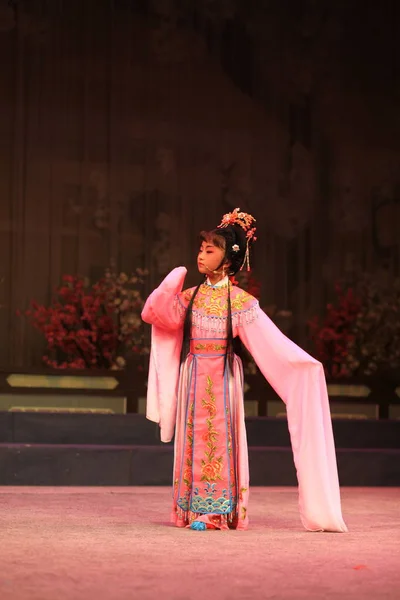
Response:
[[199, 224, 248, 277], [180, 224, 253, 372]]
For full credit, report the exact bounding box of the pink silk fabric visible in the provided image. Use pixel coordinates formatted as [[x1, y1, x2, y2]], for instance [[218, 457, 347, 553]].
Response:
[[142, 267, 348, 533], [171, 343, 249, 530]]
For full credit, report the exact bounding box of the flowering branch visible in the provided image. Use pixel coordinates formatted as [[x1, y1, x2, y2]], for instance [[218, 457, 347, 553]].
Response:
[[19, 267, 149, 371], [308, 275, 400, 378]]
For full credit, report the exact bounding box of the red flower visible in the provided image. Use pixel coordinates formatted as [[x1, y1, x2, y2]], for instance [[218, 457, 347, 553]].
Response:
[[308, 283, 362, 379], [19, 268, 148, 370]]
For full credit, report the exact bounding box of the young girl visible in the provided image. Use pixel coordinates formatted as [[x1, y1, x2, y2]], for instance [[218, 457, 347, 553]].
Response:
[[142, 208, 347, 533]]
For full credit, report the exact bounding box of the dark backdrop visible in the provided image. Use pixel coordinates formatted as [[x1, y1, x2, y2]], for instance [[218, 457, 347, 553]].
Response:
[[0, 0, 399, 366]]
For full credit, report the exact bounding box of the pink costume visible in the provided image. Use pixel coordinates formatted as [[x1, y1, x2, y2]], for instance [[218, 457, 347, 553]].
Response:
[[142, 266, 348, 532]]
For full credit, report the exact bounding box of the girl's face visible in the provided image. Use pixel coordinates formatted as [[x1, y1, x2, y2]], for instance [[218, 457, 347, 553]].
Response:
[[197, 241, 226, 276]]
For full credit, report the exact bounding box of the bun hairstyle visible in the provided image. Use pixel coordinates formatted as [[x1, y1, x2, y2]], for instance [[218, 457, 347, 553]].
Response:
[[181, 208, 257, 371]]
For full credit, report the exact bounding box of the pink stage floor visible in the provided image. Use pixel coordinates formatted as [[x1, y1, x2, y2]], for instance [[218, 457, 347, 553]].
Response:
[[1, 487, 399, 600]]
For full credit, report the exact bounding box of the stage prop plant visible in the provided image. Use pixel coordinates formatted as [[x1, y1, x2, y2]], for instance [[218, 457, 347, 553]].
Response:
[[308, 273, 400, 379], [20, 266, 149, 370]]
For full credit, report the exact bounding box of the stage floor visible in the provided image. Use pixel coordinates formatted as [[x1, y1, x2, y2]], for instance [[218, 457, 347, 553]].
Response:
[[1, 487, 399, 600]]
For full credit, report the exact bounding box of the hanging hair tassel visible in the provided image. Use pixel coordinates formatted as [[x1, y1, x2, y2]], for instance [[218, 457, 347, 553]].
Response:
[[239, 239, 249, 272]]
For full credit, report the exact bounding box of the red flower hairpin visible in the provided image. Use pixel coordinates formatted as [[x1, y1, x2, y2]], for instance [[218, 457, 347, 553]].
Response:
[[217, 208, 257, 272]]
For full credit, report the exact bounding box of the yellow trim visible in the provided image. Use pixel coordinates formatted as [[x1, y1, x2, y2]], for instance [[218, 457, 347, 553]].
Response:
[[7, 374, 119, 390]]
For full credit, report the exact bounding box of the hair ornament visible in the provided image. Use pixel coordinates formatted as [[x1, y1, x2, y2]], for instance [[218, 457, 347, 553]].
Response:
[[246, 227, 257, 243], [217, 207, 257, 272], [218, 207, 256, 233]]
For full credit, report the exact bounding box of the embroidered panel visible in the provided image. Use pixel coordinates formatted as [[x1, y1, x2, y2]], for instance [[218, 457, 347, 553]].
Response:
[[182, 284, 254, 316], [191, 494, 233, 514], [176, 371, 238, 517], [174, 289, 259, 332], [191, 483, 235, 515], [193, 342, 227, 352], [200, 376, 223, 483]]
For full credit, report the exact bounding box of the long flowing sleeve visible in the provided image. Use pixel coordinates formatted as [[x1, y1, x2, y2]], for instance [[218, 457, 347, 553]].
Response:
[[238, 303, 348, 533], [141, 267, 187, 442], [141, 266, 187, 330]]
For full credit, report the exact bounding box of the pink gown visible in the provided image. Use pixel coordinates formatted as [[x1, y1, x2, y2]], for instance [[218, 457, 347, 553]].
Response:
[[142, 267, 348, 532]]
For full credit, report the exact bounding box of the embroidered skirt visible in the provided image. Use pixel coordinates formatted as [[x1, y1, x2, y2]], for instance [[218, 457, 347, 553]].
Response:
[[171, 339, 250, 530]]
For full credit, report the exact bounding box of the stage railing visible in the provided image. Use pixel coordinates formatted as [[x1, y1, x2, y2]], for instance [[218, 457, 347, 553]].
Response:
[[0, 368, 398, 419]]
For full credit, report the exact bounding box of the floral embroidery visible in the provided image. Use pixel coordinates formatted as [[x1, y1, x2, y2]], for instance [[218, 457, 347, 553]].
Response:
[[200, 376, 223, 483], [183, 402, 194, 487], [194, 343, 227, 352], [181, 285, 254, 317], [195, 287, 230, 317], [230, 468, 236, 491], [174, 354, 241, 524], [231, 290, 254, 311], [177, 400, 195, 511], [228, 431, 232, 456], [241, 506, 247, 520], [239, 487, 248, 501]]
